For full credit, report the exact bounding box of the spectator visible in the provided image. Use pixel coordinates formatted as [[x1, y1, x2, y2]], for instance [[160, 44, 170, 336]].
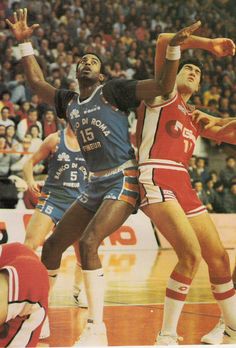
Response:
[[205, 177, 225, 213], [16, 108, 42, 142], [219, 156, 236, 188], [193, 179, 213, 212], [203, 85, 221, 107], [16, 100, 31, 120], [0, 106, 15, 127], [188, 155, 198, 183], [28, 124, 43, 152], [0, 90, 15, 115], [42, 109, 58, 138], [7, 73, 26, 103], [195, 157, 210, 184], [223, 182, 236, 213], [5, 124, 19, 150]]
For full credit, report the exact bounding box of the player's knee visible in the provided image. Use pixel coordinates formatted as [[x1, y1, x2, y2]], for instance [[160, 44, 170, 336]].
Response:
[[79, 233, 99, 259], [41, 238, 62, 269], [207, 249, 230, 271], [181, 248, 201, 273]]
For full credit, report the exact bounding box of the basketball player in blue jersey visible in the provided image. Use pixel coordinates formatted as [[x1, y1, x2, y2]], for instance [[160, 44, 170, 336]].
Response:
[[6, 8, 201, 346], [23, 124, 89, 338]]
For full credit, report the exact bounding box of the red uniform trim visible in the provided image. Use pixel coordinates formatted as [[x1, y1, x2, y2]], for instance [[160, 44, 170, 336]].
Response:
[[213, 288, 235, 300], [166, 288, 187, 301], [171, 271, 192, 285]]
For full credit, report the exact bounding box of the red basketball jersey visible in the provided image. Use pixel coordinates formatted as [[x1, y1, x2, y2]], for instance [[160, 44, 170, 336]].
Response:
[[0, 243, 49, 347], [137, 93, 201, 166]]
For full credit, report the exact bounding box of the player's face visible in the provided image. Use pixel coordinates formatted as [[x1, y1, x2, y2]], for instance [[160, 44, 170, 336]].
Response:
[[177, 64, 201, 94], [76, 54, 102, 83]]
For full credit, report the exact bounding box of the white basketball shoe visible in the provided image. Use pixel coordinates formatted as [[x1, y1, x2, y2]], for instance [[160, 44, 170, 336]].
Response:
[[155, 332, 183, 345], [73, 321, 108, 346], [201, 318, 225, 344], [73, 286, 88, 308]]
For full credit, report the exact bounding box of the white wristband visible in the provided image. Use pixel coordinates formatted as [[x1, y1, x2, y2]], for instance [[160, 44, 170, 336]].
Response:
[[19, 42, 34, 58], [166, 45, 181, 61]]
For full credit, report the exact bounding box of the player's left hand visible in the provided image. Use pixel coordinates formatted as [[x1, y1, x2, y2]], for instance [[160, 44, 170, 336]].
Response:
[[191, 110, 219, 129], [211, 38, 235, 57], [169, 20, 201, 46]]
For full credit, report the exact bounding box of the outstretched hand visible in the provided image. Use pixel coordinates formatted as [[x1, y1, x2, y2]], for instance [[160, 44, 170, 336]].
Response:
[[191, 110, 219, 129], [6, 8, 39, 42], [169, 21, 201, 46], [211, 38, 235, 57]]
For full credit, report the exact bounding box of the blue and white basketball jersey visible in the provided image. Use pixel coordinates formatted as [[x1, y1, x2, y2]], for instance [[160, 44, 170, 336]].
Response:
[[43, 130, 88, 200], [67, 85, 135, 172]]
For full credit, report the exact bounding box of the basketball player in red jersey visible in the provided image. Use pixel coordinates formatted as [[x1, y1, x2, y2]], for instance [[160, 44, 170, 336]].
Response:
[[137, 33, 236, 344], [0, 243, 49, 347], [190, 111, 236, 344]]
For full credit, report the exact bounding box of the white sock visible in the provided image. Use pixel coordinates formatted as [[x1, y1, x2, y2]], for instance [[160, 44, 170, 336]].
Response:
[[161, 271, 192, 335], [73, 263, 83, 294], [211, 276, 236, 329], [83, 268, 105, 324], [48, 268, 59, 301]]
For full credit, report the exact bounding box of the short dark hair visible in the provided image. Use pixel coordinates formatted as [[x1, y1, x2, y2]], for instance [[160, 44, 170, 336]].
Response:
[[178, 58, 204, 81], [76, 52, 105, 74]]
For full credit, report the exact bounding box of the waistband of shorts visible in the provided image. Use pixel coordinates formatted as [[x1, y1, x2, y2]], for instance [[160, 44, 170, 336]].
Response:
[[90, 159, 138, 178], [139, 159, 187, 172]]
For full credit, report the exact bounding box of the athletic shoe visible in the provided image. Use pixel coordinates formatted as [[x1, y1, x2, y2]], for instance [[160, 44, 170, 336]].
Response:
[[39, 316, 50, 339], [223, 325, 236, 344], [201, 318, 225, 344], [155, 332, 183, 345], [73, 287, 88, 308], [73, 321, 108, 346]]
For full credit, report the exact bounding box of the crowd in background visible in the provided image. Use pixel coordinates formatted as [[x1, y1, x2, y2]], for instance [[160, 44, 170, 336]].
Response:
[[0, 0, 236, 211]]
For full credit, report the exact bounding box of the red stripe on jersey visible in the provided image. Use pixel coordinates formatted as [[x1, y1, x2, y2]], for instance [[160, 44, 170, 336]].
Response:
[[213, 288, 235, 300], [171, 271, 192, 285], [166, 288, 187, 301]]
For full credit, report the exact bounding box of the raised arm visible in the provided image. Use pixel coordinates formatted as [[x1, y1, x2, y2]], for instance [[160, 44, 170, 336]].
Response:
[[23, 133, 58, 195], [192, 110, 236, 129], [192, 110, 236, 145], [155, 31, 235, 80], [135, 21, 201, 101], [6, 8, 56, 106]]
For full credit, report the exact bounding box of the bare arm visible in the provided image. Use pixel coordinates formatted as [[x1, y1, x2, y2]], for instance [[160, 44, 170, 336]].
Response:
[[6, 8, 56, 105], [135, 21, 202, 101], [23, 133, 58, 195], [192, 110, 236, 129], [200, 124, 236, 145], [155, 33, 235, 80]]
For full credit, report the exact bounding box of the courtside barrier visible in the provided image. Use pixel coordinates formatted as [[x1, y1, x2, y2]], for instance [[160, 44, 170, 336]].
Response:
[[0, 209, 159, 251]]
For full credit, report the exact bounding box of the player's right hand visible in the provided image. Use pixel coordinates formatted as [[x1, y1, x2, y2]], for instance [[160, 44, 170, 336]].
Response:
[[5, 8, 39, 42], [169, 21, 201, 46], [27, 180, 41, 196]]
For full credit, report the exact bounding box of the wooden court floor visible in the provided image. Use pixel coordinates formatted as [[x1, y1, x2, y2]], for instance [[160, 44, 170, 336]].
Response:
[[39, 248, 236, 346]]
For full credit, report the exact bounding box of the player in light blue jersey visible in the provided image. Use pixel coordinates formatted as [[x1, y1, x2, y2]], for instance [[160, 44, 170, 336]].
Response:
[[7, 8, 199, 346], [23, 124, 89, 337]]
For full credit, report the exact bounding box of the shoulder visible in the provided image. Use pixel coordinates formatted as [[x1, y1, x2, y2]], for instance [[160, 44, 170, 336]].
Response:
[[145, 88, 178, 109]]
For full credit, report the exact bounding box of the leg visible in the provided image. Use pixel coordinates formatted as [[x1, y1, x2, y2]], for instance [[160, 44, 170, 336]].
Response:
[[142, 201, 201, 341], [190, 212, 236, 343], [75, 200, 133, 346], [79, 199, 133, 269], [24, 210, 54, 250], [41, 200, 94, 271], [73, 241, 88, 307]]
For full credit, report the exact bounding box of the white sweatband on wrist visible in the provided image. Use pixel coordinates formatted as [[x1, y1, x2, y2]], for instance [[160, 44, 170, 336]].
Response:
[[19, 42, 34, 58], [166, 45, 181, 61]]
